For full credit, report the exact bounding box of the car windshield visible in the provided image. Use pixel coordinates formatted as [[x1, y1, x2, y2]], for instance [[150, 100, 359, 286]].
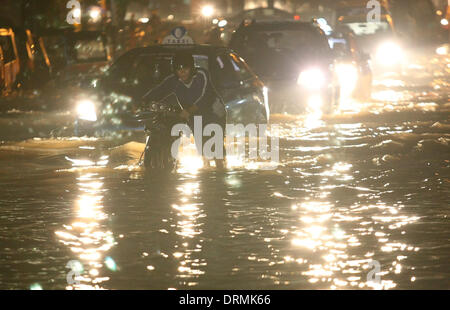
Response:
[[343, 21, 391, 36], [237, 8, 292, 20], [245, 29, 330, 55], [109, 52, 209, 90], [236, 28, 331, 79]]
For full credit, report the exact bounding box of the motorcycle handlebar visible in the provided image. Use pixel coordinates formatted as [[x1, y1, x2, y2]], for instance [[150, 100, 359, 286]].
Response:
[[136, 101, 182, 122], [141, 100, 181, 113]]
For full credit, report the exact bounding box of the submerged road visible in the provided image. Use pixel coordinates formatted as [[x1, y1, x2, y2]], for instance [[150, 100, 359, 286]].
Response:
[[0, 53, 449, 289]]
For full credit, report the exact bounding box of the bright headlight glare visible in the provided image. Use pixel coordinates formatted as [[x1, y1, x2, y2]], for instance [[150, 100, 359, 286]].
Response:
[[376, 42, 403, 66], [77, 100, 97, 122], [336, 63, 358, 95], [201, 5, 214, 17], [73, 8, 81, 19], [436, 45, 448, 55], [297, 68, 325, 90], [89, 8, 101, 20], [307, 95, 323, 109]]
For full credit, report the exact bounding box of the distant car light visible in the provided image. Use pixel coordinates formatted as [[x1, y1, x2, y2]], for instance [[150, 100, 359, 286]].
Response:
[[440, 18, 449, 26], [89, 7, 102, 22], [336, 63, 358, 97], [316, 18, 333, 35], [297, 68, 326, 90], [77, 100, 97, 122], [201, 5, 214, 18], [376, 42, 403, 66], [139, 17, 149, 23], [73, 8, 81, 19], [218, 19, 228, 28], [436, 45, 448, 55], [307, 95, 323, 110]]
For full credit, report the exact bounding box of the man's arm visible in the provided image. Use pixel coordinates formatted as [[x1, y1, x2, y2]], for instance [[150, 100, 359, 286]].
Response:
[[142, 74, 176, 103], [190, 70, 208, 110]]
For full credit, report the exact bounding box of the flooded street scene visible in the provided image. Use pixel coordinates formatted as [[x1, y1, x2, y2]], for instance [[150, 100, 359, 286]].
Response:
[[0, 0, 449, 291]]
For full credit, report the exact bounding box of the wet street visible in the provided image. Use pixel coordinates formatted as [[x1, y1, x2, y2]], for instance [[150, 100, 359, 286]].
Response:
[[0, 54, 449, 290]]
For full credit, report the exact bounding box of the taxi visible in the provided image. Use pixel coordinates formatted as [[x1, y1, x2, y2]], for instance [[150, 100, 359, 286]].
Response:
[[71, 27, 269, 136]]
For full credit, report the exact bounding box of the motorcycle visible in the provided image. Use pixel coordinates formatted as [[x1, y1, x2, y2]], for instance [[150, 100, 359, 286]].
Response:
[[136, 101, 183, 170]]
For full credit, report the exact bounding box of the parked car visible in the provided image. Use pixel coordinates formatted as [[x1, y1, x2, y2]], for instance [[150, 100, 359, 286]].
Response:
[[41, 29, 112, 88], [12, 28, 52, 89], [0, 27, 20, 94]]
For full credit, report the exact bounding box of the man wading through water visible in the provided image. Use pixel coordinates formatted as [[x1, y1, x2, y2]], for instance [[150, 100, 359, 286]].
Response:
[[142, 52, 227, 169]]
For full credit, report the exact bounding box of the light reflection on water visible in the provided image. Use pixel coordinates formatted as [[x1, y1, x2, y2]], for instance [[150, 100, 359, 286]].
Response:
[[55, 111, 447, 289], [55, 172, 116, 290], [0, 77, 449, 289]]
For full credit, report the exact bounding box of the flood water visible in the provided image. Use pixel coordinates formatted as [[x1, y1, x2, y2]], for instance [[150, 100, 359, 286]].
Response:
[[0, 55, 449, 290]]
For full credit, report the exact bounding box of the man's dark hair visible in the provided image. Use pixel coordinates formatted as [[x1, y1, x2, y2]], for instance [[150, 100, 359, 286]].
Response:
[[173, 52, 195, 71]]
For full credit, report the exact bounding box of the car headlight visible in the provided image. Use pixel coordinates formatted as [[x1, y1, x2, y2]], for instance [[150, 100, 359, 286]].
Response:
[[335, 63, 358, 96], [376, 42, 403, 66], [297, 68, 325, 90], [436, 45, 448, 56], [201, 5, 214, 18], [76, 99, 97, 122], [307, 94, 323, 109]]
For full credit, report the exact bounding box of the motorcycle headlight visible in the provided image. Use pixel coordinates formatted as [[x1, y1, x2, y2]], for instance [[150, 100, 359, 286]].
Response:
[[376, 42, 403, 66], [76, 99, 97, 122], [297, 68, 325, 90]]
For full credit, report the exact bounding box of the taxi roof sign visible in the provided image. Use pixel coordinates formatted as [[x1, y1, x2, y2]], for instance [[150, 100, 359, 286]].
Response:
[[162, 27, 194, 45]]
